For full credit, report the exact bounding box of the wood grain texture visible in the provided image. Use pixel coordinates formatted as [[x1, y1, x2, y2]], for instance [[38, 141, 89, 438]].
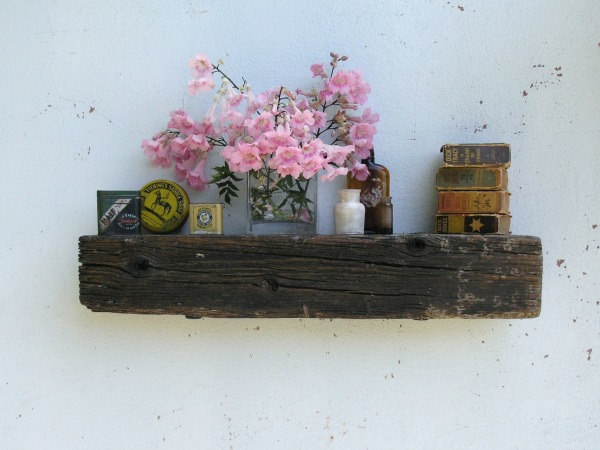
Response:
[[79, 234, 542, 319]]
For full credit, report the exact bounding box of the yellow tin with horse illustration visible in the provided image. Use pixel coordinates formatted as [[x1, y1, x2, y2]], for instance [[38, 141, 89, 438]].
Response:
[[140, 180, 189, 233]]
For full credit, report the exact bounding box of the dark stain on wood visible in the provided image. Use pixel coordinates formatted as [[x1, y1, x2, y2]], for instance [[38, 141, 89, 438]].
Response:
[[78, 234, 543, 319]]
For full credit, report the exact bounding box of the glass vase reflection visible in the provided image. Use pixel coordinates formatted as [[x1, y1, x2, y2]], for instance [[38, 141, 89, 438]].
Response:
[[247, 172, 317, 235]]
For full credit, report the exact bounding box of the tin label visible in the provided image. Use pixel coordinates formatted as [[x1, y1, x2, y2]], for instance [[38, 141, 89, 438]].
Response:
[[197, 208, 213, 227], [97, 192, 141, 235], [190, 204, 223, 234], [140, 180, 189, 233]]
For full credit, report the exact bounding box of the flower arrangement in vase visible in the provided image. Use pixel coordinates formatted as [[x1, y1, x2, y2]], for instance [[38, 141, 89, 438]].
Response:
[[142, 52, 378, 233]]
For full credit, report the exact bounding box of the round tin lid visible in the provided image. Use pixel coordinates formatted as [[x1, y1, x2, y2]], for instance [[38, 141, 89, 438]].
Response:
[[140, 180, 189, 233]]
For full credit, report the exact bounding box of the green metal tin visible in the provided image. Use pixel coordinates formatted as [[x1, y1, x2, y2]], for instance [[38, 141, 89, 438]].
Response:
[[97, 190, 142, 235]]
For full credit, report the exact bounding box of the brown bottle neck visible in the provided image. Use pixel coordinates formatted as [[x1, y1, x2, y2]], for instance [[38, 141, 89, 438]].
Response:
[[362, 149, 375, 164]]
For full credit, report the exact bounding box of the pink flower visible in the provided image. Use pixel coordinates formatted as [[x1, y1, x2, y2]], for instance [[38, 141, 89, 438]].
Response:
[[175, 155, 196, 180], [350, 161, 369, 181], [227, 93, 246, 108], [186, 133, 211, 152], [290, 109, 315, 131], [301, 155, 326, 179], [186, 158, 209, 191], [349, 122, 377, 150], [345, 71, 371, 105], [170, 137, 192, 162], [230, 142, 263, 173], [310, 63, 327, 78], [295, 98, 311, 111], [311, 111, 327, 130], [318, 80, 336, 103], [261, 125, 298, 152], [325, 144, 355, 166], [219, 96, 245, 127], [321, 165, 349, 182], [329, 70, 353, 95], [250, 87, 281, 111], [188, 54, 212, 78], [218, 100, 245, 141], [244, 112, 275, 139], [168, 109, 196, 135], [348, 107, 379, 124], [300, 139, 324, 159], [269, 146, 302, 168], [142, 138, 159, 158], [188, 77, 215, 95], [142, 139, 171, 168], [254, 138, 274, 156], [221, 145, 239, 171], [195, 117, 216, 137], [276, 162, 303, 179], [354, 146, 371, 160]]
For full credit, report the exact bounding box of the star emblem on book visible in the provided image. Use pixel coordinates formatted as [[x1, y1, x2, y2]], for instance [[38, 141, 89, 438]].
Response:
[[468, 218, 484, 232]]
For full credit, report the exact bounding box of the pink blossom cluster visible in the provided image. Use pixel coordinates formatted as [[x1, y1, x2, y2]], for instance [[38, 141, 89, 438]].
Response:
[[142, 52, 379, 193]]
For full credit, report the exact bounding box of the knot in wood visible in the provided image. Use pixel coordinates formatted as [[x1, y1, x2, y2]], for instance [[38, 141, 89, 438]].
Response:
[[130, 256, 151, 276], [262, 277, 279, 292], [406, 237, 427, 253]]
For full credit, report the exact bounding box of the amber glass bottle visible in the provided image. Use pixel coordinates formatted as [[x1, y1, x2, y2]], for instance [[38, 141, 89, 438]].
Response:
[[376, 196, 393, 234], [347, 149, 390, 234]]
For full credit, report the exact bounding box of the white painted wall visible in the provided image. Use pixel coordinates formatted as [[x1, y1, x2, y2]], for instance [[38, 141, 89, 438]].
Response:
[[2, 1, 599, 448]]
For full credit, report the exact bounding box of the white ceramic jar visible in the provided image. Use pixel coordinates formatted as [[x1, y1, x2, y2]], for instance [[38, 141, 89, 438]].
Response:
[[334, 189, 365, 234]]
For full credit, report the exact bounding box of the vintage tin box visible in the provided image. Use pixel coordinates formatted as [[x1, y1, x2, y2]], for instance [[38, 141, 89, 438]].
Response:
[[190, 203, 224, 234], [140, 180, 189, 234], [97, 191, 141, 235]]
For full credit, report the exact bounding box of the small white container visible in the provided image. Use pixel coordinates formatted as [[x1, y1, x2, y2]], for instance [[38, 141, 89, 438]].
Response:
[[334, 189, 365, 234]]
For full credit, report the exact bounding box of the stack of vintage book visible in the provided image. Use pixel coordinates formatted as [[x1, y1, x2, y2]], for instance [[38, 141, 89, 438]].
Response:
[[435, 143, 511, 234]]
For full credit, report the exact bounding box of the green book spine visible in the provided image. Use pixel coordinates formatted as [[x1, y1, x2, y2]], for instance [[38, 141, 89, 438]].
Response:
[[436, 167, 508, 190], [441, 143, 511, 167]]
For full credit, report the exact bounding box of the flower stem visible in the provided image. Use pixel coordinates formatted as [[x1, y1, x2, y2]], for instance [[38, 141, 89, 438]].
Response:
[[212, 64, 241, 91]]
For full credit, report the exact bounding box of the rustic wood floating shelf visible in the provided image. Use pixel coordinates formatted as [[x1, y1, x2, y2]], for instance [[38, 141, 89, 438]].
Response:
[[79, 234, 542, 319]]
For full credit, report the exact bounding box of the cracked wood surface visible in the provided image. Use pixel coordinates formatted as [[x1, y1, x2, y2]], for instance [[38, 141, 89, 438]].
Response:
[[78, 234, 542, 319]]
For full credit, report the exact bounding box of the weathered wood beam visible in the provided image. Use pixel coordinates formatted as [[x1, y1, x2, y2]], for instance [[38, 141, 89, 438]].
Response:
[[79, 234, 542, 319]]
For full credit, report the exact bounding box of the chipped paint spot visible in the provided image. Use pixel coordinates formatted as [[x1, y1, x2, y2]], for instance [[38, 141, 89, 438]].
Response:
[[556, 259, 565, 267], [587, 348, 592, 361], [522, 90, 528, 97], [474, 124, 488, 134]]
